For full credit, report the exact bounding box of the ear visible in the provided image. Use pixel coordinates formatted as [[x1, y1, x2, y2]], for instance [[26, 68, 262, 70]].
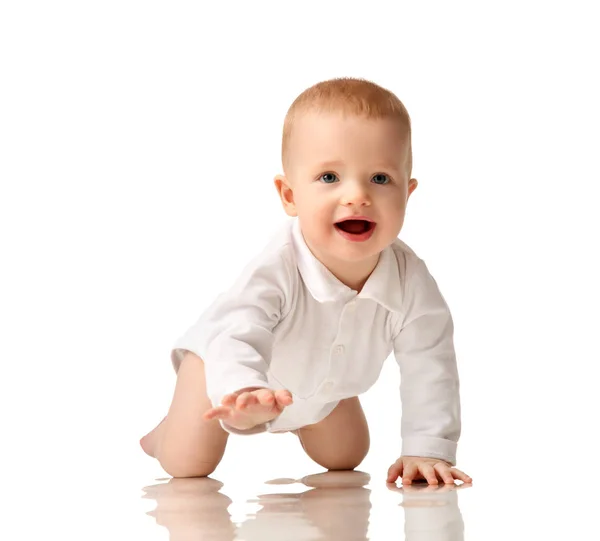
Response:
[[407, 178, 418, 200], [274, 174, 298, 217]]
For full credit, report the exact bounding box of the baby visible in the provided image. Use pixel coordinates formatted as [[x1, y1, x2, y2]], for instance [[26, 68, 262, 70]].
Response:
[[141, 77, 472, 486]]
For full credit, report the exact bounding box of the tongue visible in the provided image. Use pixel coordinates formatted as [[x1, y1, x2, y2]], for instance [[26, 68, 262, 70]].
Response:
[[338, 220, 368, 234]]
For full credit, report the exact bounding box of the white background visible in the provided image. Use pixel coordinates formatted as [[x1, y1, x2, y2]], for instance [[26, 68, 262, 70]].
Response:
[[1, 1, 599, 539]]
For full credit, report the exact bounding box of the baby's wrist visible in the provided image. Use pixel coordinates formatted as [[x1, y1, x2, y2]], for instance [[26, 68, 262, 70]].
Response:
[[222, 418, 268, 432], [230, 411, 279, 431]]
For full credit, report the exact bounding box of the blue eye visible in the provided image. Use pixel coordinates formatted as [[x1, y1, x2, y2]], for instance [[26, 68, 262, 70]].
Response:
[[319, 173, 338, 184], [372, 174, 390, 185]]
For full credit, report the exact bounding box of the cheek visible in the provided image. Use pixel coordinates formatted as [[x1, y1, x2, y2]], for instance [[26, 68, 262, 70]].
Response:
[[382, 190, 407, 214], [376, 193, 407, 230], [297, 201, 335, 240], [303, 209, 333, 235], [297, 191, 332, 219]]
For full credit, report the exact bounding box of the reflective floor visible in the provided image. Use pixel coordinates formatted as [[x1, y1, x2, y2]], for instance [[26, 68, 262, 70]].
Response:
[[142, 471, 468, 540], [6, 452, 596, 541]]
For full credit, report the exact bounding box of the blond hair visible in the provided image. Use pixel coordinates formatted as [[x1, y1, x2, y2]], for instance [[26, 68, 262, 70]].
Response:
[[281, 77, 412, 175]]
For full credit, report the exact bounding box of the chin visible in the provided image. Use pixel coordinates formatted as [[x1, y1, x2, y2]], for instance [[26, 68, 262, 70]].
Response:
[[334, 244, 381, 263]]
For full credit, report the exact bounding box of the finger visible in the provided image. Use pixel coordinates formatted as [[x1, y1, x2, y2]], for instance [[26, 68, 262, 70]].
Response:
[[221, 393, 238, 407], [419, 464, 439, 485], [402, 464, 418, 485], [255, 389, 276, 407], [413, 465, 435, 485], [242, 393, 261, 410], [274, 390, 293, 407], [433, 463, 455, 484], [236, 392, 255, 409], [450, 468, 473, 484], [387, 462, 403, 483]]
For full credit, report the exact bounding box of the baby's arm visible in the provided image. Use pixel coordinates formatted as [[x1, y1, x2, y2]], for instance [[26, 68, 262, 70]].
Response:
[[171, 251, 295, 435], [149, 355, 292, 478], [393, 258, 461, 467]]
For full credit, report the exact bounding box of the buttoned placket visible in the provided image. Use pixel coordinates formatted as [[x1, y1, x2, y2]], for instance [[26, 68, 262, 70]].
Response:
[[322, 296, 358, 394]]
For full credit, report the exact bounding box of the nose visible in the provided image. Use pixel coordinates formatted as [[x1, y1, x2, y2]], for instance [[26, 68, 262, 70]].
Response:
[[340, 181, 371, 207]]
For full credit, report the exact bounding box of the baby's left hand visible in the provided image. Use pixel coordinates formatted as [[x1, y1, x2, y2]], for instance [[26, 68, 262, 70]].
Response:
[[387, 456, 472, 485]]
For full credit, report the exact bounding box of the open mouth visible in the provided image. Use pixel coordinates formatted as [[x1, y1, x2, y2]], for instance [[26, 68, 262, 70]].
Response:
[[334, 218, 376, 242], [334, 219, 374, 234]]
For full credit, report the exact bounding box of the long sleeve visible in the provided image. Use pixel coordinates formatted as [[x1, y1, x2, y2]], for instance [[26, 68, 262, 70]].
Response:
[[171, 250, 294, 435], [393, 258, 461, 466]]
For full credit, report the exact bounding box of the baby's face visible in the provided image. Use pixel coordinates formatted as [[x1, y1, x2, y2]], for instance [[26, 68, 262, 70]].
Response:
[[277, 111, 417, 270]]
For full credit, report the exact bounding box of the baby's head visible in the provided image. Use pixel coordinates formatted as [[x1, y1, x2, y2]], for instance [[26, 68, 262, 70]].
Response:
[[274, 77, 418, 281]]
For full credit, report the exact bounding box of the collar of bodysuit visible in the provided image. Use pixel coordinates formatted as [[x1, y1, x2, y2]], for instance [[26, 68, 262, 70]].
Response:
[[291, 218, 403, 312]]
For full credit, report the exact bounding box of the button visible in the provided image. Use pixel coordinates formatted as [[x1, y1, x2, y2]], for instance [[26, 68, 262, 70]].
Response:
[[334, 345, 345, 355], [322, 381, 334, 392], [347, 300, 356, 310]]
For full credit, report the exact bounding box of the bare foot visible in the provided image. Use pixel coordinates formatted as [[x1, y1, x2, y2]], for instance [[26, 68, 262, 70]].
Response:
[[203, 388, 293, 431], [140, 416, 166, 457]]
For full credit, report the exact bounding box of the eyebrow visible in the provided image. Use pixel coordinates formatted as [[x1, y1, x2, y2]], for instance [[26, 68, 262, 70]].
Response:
[[316, 160, 345, 169], [315, 160, 401, 171]]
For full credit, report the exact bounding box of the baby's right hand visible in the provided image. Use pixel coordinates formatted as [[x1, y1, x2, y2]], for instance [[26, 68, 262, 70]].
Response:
[[202, 387, 293, 431]]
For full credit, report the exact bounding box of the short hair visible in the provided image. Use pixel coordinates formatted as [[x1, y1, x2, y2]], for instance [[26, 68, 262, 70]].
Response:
[[281, 77, 412, 176]]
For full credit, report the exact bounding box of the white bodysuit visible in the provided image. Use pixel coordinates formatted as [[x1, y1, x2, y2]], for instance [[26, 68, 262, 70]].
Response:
[[171, 218, 461, 465]]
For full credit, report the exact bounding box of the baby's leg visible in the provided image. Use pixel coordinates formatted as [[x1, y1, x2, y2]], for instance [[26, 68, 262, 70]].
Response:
[[295, 396, 370, 470], [140, 351, 228, 478]]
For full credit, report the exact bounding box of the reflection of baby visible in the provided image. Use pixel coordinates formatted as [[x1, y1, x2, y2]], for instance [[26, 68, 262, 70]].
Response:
[[141, 477, 236, 540], [142, 472, 466, 541], [238, 471, 372, 540], [142, 471, 372, 541]]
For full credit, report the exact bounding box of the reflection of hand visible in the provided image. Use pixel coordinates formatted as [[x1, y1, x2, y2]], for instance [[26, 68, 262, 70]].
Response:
[[387, 456, 472, 485], [387, 480, 470, 510], [387, 480, 471, 497], [387, 480, 467, 540], [203, 388, 293, 430], [142, 477, 236, 540]]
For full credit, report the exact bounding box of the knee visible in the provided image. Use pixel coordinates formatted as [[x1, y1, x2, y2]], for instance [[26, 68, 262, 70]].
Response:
[[323, 440, 370, 471], [319, 454, 368, 471], [157, 445, 221, 478], [299, 429, 370, 471]]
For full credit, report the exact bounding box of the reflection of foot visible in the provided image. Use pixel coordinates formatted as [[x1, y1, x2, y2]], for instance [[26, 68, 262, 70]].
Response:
[[300, 472, 372, 539], [238, 472, 373, 541], [264, 478, 298, 485], [140, 417, 166, 457], [301, 470, 371, 489]]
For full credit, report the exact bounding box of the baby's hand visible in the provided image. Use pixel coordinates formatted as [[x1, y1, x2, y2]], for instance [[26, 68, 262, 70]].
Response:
[[202, 387, 293, 431], [387, 456, 472, 486]]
